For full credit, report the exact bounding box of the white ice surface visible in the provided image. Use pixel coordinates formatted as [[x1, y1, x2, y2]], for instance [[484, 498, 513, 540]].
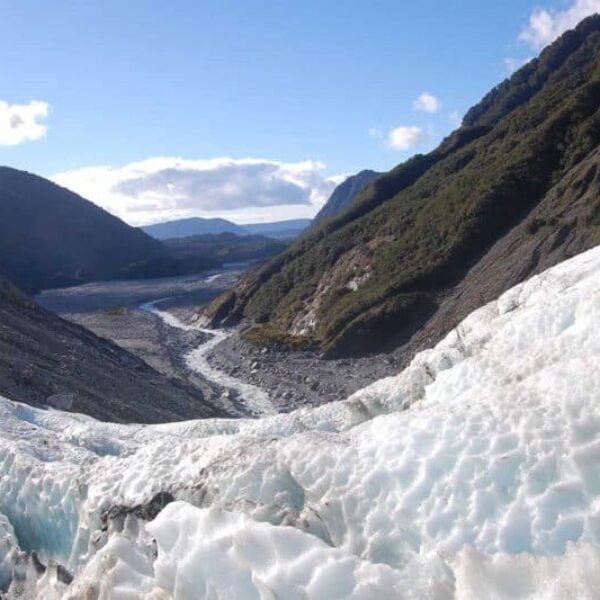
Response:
[[0, 514, 17, 590], [4, 246, 600, 597]]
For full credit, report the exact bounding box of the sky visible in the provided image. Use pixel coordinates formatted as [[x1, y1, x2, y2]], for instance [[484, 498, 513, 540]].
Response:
[[0, 0, 598, 225]]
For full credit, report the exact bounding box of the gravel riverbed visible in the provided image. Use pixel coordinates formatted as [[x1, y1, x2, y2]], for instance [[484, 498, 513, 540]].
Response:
[[38, 265, 402, 414]]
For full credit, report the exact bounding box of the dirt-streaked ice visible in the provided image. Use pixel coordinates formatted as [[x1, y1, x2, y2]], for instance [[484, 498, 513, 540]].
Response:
[[4, 246, 600, 597]]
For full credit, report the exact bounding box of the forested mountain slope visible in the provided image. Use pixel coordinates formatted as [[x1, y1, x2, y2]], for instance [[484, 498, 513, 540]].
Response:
[[205, 15, 600, 357], [0, 167, 171, 293]]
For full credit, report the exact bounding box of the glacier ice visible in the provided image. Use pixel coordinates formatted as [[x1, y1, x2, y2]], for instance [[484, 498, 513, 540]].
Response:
[[3, 245, 600, 597]]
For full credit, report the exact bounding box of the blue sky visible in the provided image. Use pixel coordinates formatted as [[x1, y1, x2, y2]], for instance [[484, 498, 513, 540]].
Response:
[[0, 0, 596, 224]]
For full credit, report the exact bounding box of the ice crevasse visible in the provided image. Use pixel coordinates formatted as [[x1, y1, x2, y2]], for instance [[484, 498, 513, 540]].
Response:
[[4, 246, 600, 597]]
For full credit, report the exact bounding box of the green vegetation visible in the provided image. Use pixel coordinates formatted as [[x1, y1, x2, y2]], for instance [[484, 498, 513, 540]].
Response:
[[241, 324, 315, 350], [206, 15, 600, 356], [163, 233, 288, 273]]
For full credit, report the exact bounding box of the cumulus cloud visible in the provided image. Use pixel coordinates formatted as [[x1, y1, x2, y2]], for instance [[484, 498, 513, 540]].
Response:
[[51, 157, 339, 226], [387, 126, 425, 151], [0, 100, 49, 146], [327, 173, 351, 187], [413, 92, 440, 113], [519, 0, 600, 49]]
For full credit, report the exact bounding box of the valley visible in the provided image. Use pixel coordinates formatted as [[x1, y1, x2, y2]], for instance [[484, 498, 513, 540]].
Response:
[[3, 6, 600, 597], [38, 264, 399, 415]]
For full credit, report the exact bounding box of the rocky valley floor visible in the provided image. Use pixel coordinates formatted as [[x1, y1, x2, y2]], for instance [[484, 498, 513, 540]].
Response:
[[38, 266, 400, 415]]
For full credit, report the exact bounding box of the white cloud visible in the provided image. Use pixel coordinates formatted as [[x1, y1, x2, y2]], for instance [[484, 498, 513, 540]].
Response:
[[51, 157, 339, 226], [519, 0, 600, 49], [0, 100, 49, 146], [327, 173, 350, 187], [387, 126, 425, 151], [413, 92, 441, 113]]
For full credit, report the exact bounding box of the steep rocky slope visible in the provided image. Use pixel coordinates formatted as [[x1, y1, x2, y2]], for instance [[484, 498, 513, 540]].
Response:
[[0, 276, 225, 423], [205, 15, 600, 357], [0, 167, 171, 293], [312, 169, 381, 226]]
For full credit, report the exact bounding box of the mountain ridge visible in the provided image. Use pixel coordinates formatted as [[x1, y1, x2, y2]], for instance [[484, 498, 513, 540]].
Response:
[[312, 170, 381, 226], [0, 167, 173, 293], [204, 14, 600, 358], [142, 217, 248, 239], [143, 217, 311, 241]]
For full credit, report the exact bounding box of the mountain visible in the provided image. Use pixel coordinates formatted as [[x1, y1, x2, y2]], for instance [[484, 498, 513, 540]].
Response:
[[142, 217, 247, 240], [163, 233, 288, 272], [205, 15, 600, 358], [0, 274, 224, 423], [0, 167, 172, 293], [3, 245, 600, 596], [312, 170, 381, 226], [241, 219, 311, 239], [143, 217, 312, 241]]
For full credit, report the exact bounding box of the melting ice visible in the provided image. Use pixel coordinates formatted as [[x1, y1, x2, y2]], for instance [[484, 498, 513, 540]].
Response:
[[4, 246, 600, 597]]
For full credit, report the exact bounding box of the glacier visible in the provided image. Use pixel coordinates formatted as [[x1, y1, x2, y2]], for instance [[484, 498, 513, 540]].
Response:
[[3, 245, 600, 597]]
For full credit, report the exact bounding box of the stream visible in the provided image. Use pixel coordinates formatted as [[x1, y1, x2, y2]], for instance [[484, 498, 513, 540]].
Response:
[[140, 298, 276, 416]]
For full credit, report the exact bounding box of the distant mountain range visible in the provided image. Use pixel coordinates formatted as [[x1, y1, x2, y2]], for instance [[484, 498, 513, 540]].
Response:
[[142, 175, 384, 241], [241, 219, 312, 239], [143, 217, 311, 241], [205, 14, 600, 358], [312, 170, 381, 226], [142, 217, 247, 239]]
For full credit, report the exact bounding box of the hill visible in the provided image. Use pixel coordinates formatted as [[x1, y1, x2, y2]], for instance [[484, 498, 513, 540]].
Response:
[[143, 217, 311, 241], [163, 232, 288, 273], [312, 170, 381, 226], [0, 275, 225, 422], [142, 217, 247, 239], [0, 167, 172, 293], [204, 15, 600, 357], [241, 219, 311, 239]]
